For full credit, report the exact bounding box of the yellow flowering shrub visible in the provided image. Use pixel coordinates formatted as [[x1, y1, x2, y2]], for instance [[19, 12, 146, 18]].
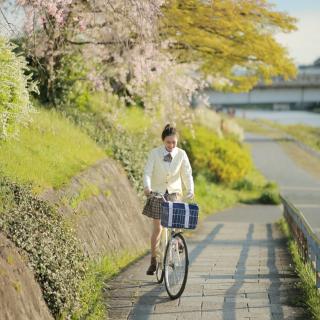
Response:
[[181, 125, 252, 184]]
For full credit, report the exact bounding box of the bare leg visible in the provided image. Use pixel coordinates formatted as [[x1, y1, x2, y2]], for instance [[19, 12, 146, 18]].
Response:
[[151, 219, 162, 258]]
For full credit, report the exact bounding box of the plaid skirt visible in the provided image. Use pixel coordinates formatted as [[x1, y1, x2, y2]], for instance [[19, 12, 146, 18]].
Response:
[[142, 192, 181, 220]]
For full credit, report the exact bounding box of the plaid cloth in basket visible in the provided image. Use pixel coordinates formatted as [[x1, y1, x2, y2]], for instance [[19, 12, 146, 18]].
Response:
[[142, 192, 180, 219], [161, 202, 199, 229]]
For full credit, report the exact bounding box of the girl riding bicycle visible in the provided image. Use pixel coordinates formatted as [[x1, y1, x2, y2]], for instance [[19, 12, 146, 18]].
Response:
[[142, 124, 194, 275]]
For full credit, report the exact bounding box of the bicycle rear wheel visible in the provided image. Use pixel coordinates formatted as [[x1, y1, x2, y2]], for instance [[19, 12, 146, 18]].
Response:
[[164, 233, 189, 299], [156, 262, 164, 283]]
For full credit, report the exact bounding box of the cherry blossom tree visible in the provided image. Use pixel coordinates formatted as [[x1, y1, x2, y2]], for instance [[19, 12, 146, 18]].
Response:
[[13, 0, 175, 104], [5, 0, 297, 120]]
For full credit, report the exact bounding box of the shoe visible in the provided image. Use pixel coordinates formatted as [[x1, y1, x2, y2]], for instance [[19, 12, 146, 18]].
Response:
[[146, 257, 157, 275]]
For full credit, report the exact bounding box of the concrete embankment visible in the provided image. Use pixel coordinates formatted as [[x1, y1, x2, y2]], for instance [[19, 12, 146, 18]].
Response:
[[40, 157, 150, 258], [0, 233, 53, 320], [1, 157, 150, 319]]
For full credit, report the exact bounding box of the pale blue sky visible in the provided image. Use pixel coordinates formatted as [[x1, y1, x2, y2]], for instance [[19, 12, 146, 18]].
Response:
[[271, 0, 320, 65], [271, 0, 320, 13]]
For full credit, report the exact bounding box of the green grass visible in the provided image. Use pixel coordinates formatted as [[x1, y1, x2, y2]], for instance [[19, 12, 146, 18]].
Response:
[[0, 108, 105, 193], [235, 168, 281, 205], [237, 116, 320, 153], [195, 167, 281, 217], [235, 117, 274, 135], [69, 182, 101, 209], [278, 218, 320, 320], [248, 118, 320, 153], [195, 174, 238, 215], [73, 249, 147, 320], [81, 92, 153, 134], [118, 106, 152, 134], [272, 122, 320, 152]]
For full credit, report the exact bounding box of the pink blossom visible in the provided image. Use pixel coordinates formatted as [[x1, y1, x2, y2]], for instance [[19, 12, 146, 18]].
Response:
[[47, 3, 57, 17], [78, 19, 87, 32], [16, 0, 204, 118], [55, 9, 65, 25], [87, 72, 104, 91]]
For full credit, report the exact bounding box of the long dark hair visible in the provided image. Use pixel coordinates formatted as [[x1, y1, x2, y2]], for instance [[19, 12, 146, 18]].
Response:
[[161, 124, 177, 141]]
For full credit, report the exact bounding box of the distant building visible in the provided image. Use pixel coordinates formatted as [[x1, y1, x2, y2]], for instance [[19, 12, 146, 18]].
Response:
[[195, 59, 320, 111]]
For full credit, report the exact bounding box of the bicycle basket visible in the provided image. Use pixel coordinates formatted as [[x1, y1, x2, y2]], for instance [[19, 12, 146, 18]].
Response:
[[161, 202, 199, 229]]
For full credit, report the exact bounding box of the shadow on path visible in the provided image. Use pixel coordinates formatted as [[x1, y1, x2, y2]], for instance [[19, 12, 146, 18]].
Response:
[[128, 224, 224, 319], [222, 224, 254, 320]]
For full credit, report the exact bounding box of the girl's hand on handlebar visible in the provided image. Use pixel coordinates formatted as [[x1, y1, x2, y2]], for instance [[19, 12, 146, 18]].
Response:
[[185, 192, 194, 200], [144, 188, 152, 196]]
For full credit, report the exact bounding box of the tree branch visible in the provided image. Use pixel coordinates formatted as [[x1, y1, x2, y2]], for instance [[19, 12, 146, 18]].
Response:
[[0, 7, 16, 34], [66, 39, 120, 45]]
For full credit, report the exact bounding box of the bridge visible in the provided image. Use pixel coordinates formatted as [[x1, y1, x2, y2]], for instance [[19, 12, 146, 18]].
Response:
[[196, 60, 320, 110]]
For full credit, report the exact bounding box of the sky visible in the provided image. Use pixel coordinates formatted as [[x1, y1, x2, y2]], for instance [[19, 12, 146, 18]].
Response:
[[1, 1, 320, 66], [271, 0, 320, 65]]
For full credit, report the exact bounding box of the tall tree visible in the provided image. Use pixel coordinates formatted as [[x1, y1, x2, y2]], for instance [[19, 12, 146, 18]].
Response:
[[161, 0, 297, 91], [11, 0, 202, 123], [14, 0, 167, 103]]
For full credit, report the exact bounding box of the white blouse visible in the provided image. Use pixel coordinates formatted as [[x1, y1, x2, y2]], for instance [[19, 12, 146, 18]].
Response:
[[143, 146, 194, 195]]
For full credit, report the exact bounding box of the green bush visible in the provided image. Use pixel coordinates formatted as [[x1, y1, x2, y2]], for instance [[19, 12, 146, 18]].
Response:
[[28, 51, 93, 107], [64, 108, 156, 195], [0, 176, 87, 318], [259, 189, 281, 205], [54, 54, 93, 110], [181, 125, 252, 184], [0, 37, 37, 139], [232, 178, 254, 191], [232, 169, 281, 205], [257, 181, 280, 205], [264, 181, 278, 189]]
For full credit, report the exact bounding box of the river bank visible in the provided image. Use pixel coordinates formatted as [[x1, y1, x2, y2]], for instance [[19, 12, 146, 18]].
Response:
[[236, 109, 320, 127]]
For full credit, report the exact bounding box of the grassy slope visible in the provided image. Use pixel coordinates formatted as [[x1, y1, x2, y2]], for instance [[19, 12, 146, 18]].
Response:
[[236, 117, 320, 153], [267, 122, 320, 152], [0, 108, 105, 193], [118, 106, 152, 133], [235, 116, 320, 180]]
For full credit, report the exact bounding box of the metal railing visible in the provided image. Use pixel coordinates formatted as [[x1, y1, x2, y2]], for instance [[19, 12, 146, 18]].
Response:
[[281, 195, 320, 289]]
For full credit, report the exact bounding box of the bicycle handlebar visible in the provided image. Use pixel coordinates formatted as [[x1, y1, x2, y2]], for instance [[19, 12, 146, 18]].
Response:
[[148, 191, 194, 202], [148, 191, 167, 201]]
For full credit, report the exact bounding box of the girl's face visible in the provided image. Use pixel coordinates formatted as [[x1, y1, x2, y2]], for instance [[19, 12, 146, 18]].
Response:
[[163, 135, 177, 152]]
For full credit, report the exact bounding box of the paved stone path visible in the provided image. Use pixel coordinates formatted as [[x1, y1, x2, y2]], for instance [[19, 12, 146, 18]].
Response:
[[245, 133, 320, 236], [106, 205, 307, 320]]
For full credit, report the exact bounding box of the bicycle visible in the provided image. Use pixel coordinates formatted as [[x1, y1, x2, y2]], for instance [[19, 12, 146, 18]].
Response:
[[150, 192, 198, 300]]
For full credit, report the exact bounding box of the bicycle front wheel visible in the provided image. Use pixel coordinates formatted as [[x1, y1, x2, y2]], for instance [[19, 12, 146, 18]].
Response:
[[164, 233, 189, 299]]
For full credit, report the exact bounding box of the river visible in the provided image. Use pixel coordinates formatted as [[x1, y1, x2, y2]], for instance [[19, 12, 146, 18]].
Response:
[[237, 110, 320, 127]]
